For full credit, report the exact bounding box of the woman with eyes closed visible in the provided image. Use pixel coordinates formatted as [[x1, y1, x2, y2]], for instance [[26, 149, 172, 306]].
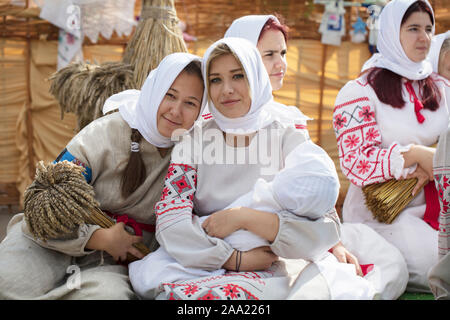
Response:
[[224, 15, 411, 300], [333, 0, 450, 293], [0, 53, 206, 299], [129, 37, 350, 300]]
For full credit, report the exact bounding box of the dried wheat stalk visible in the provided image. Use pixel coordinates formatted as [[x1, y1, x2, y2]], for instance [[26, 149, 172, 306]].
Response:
[[362, 178, 423, 224], [49, 62, 136, 132], [23, 160, 150, 260], [48, 0, 187, 131]]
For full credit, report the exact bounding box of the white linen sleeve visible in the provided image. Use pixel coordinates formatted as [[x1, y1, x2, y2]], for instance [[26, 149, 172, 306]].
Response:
[[269, 125, 340, 260], [155, 137, 234, 271]]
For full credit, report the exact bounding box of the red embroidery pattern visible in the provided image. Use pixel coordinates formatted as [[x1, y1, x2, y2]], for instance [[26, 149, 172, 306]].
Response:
[[333, 91, 397, 186], [202, 113, 213, 120], [159, 270, 276, 300]]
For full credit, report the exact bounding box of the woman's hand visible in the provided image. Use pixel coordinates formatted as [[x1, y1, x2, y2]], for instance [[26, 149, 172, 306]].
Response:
[[202, 207, 245, 239], [403, 145, 435, 181], [86, 222, 144, 262], [222, 247, 278, 272], [402, 164, 432, 196], [330, 242, 363, 277]]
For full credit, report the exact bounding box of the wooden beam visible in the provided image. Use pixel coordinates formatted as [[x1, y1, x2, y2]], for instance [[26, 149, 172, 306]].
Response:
[[25, 0, 35, 180], [317, 43, 327, 146]]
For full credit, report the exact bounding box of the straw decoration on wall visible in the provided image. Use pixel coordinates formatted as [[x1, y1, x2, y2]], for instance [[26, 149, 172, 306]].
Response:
[[123, 0, 187, 88], [49, 62, 135, 132], [48, 0, 187, 132], [362, 178, 423, 224], [23, 160, 150, 262]]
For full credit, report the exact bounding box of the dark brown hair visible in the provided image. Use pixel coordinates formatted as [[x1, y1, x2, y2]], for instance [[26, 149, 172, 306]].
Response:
[[120, 60, 203, 198], [365, 1, 440, 111]]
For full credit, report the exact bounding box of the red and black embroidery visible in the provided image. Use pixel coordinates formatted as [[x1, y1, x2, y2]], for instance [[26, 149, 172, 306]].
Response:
[[159, 270, 275, 300]]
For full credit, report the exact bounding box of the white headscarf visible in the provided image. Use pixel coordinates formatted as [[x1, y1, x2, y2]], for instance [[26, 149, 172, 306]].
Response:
[[202, 37, 274, 133], [427, 31, 450, 73], [224, 15, 280, 46], [102, 53, 206, 148], [203, 37, 309, 133], [369, 0, 435, 80]]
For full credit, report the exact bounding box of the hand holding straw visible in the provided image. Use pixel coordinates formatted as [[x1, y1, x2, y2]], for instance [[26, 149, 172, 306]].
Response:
[[362, 178, 425, 224], [24, 160, 150, 262]]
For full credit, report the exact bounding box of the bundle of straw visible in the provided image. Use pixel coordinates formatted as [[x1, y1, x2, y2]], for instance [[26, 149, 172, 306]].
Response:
[[122, 0, 187, 88], [49, 0, 187, 131], [23, 160, 150, 261], [49, 61, 136, 132], [362, 178, 423, 224]]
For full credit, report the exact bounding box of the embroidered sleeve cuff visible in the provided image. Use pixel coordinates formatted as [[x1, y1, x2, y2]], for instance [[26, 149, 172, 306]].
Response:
[[390, 143, 416, 179]]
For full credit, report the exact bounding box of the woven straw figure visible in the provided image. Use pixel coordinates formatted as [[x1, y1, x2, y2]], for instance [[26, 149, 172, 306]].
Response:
[[23, 160, 150, 261]]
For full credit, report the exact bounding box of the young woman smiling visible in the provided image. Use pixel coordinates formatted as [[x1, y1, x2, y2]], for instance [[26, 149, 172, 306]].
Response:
[[0, 53, 206, 299]]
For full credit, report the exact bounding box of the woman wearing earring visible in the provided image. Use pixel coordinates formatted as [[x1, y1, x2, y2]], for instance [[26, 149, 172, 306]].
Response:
[[333, 0, 449, 293], [0, 53, 206, 299]]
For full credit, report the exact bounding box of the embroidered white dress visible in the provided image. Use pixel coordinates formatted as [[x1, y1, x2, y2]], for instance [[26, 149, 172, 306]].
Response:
[[129, 116, 397, 300], [333, 72, 450, 292]]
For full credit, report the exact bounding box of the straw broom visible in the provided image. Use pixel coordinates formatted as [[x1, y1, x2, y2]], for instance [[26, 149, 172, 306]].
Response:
[[122, 0, 187, 88], [48, 0, 187, 132], [362, 178, 424, 224], [23, 160, 150, 262], [49, 62, 136, 132]]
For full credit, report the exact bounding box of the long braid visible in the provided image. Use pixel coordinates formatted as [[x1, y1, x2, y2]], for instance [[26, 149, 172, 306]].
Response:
[[120, 129, 146, 198]]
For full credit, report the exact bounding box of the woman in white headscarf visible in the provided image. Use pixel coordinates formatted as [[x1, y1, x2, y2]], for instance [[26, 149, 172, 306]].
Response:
[[427, 31, 450, 79], [333, 0, 450, 293], [0, 53, 206, 299], [128, 37, 389, 300], [224, 14, 409, 300]]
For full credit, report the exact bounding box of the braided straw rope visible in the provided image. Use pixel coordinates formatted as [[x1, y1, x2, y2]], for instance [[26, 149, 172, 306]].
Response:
[[23, 160, 150, 261], [362, 178, 424, 224]]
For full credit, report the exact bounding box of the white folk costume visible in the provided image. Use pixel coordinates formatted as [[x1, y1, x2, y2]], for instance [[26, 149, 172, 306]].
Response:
[[429, 122, 450, 299], [333, 0, 450, 293], [428, 31, 450, 300], [224, 14, 409, 300], [129, 37, 383, 300], [0, 53, 205, 299]]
